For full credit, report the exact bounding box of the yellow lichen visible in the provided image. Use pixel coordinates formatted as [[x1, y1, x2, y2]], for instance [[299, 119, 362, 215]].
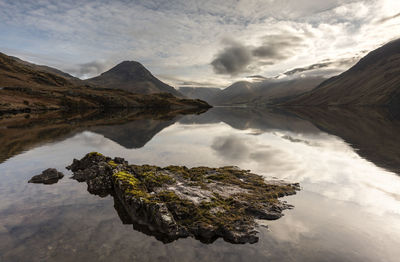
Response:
[[108, 160, 118, 167], [88, 152, 103, 157], [141, 171, 175, 189], [113, 171, 150, 199]]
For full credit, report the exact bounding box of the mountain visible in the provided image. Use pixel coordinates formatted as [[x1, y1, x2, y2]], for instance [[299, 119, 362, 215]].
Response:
[[85, 61, 182, 96], [178, 87, 222, 103], [0, 52, 210, 114], [286, 38, 400, 108], [210, 77, 325, 106]]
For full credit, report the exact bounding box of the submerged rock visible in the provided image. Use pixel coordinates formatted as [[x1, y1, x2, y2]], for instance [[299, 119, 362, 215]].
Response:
[[28, 168, 64, 184], [67, 152, 300, 244]]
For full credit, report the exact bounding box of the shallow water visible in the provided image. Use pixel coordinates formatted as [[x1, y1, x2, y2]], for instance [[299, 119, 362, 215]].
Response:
[[0, 107, 399, 262]]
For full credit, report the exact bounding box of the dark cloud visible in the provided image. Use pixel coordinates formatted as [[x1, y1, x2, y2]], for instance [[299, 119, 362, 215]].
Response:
[[283, 57, 359, 76], [281, 135, 318, 146], [67, 61, 107, 78], [246, 75, 268, 81], [284, 62, 331, 76], [252, 35, 303, 60], [211, 134, 289, 166], [249, 149, 280, 162], [178, 80, 220, 87], [376, 12, 400, 24], [211, 34, 305, 75], [211, 135, 250, 161], [211, 42, 252, 75]]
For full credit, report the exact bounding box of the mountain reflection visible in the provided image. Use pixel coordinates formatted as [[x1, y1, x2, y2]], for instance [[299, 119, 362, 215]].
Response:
[[1, 106, 399, 175], [0, 108, 206, 164], [285, 107, 400, 175], [90, 118, 178, 149], [179, 107, 400, 175]]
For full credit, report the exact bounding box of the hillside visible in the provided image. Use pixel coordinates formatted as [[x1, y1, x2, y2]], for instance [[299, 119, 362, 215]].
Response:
[[286, 38, 400, 108], [210, 77, 325, 106], [0, 52, 210, 114], [85, 61, 182, 96]]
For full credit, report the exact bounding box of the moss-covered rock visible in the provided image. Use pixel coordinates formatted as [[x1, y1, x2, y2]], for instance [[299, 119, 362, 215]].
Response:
[[67, 152, 300, 244]]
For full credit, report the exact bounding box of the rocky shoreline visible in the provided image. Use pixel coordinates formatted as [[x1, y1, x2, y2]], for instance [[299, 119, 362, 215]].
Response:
[[67, 153, 299, 244]]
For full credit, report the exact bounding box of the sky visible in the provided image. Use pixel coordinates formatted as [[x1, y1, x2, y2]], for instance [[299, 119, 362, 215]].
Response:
[[0, 0, 399, 87]]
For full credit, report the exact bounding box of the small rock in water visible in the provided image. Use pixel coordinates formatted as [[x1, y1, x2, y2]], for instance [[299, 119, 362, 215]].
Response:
[[28, 168, 64, 184]]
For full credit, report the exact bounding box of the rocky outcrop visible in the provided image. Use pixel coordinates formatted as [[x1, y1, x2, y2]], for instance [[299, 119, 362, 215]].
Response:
[[28, 168, 64, 184], [67, 152, 300, 244]]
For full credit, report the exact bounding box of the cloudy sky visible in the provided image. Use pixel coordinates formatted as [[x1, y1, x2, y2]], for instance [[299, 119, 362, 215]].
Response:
[[0, 0, 399, 87]]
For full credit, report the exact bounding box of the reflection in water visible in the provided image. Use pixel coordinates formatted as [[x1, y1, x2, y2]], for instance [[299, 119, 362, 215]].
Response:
[[182, 107, 400, 176], [0, 108, 203, 164], [285, 107, 400, 175], [0, 107, 400, 261], [90, 118, 177, 149]]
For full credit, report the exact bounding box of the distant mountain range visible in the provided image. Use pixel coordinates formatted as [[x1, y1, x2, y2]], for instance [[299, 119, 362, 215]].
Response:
[[286, 38, 400, 108], [0, 53, 210, 114], [211, 77, 325, 106], [182, 38, 400, 108], [85, 61, 183, 97], [180, 77, 326, 106]]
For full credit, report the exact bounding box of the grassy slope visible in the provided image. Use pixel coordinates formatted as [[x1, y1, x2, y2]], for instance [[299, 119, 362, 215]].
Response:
[[0, 53, 210, 113]]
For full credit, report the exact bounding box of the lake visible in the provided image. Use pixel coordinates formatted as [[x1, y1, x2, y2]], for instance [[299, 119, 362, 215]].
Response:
[[0, 107, 399, 262]]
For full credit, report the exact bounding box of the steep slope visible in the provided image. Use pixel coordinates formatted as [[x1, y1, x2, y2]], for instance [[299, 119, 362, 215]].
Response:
[[0, 52, 210, 113], [287, 38, 400, 107], [8, 55, 82, 83], [211, 77, 325, 106], [178, 87, 222, 103], [85, 61, 182, 96]]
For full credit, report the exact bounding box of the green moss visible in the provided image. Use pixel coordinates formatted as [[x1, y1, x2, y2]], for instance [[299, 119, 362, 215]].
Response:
[[112, 168, 177, 200], [113, 171, 150, 199], [113, 171, 140, 186], [157, 190, 182, 202], [141, 171, 175, 190], [108, 160, 118, 167], [175, 195, 248, 228], [133, 164, 161, 173], [88, 152, 103, 157], [186, 167, 212, 181], [165, 165, 189, 177]]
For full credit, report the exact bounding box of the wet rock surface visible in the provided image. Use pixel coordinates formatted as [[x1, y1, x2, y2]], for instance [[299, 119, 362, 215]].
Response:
[[67, 152, 300, 244], [28, 168, 64, 184]]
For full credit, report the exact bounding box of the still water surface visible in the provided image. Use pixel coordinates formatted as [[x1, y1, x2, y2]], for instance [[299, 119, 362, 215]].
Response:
[[0, 107, 399, 262]]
